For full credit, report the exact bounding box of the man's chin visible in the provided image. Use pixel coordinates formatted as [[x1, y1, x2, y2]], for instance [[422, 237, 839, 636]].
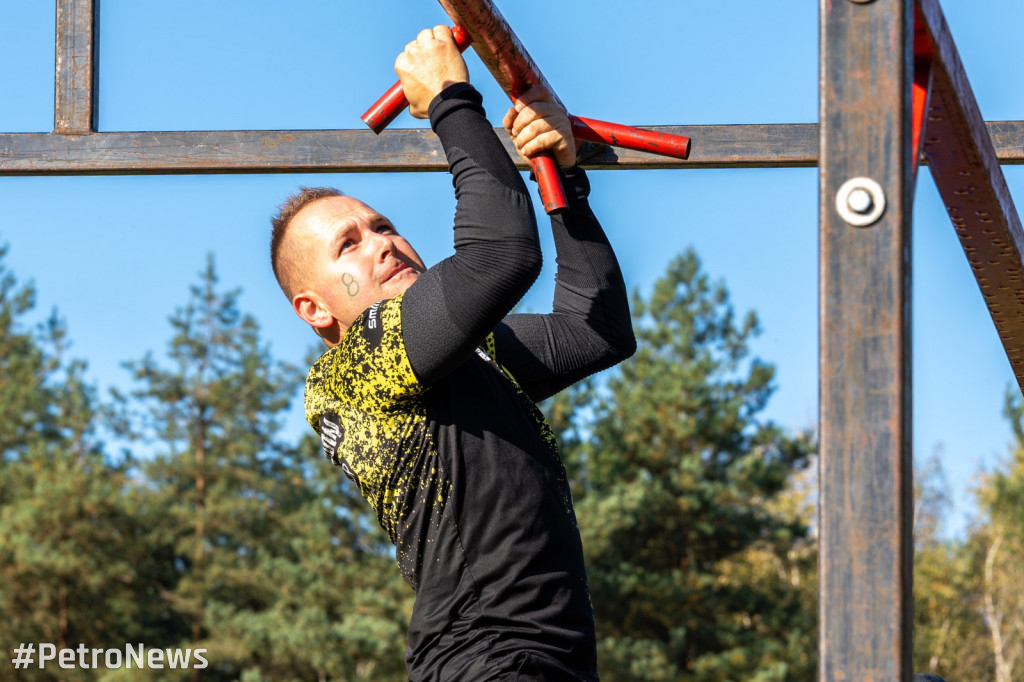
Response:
[[386, 269, 420, 294]]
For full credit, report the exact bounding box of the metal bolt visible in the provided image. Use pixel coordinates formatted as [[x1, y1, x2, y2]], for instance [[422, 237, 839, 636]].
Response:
[[846, 188, 874, 214], [835, 177, 886, 227]]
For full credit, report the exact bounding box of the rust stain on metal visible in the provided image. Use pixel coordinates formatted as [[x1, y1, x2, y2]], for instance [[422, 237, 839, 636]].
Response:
[[918, 0, 1024, 389], [260, 134, 296, 150]]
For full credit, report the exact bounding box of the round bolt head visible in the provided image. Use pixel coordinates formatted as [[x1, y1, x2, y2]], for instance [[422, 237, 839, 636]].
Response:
[[846, 188, 874, 214], [835, 177, 886, 227]]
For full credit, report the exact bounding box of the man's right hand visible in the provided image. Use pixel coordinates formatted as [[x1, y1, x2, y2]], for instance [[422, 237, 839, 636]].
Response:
[[394, 26, 470, 119]]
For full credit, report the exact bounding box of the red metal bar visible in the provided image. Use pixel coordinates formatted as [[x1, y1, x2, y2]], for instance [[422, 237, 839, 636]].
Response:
[[570, 115, 690, 159], [911, 63, 933, 180], [911, 5, 933, 181], [361, 26, 474, 134], [916, 0, 1024, 387], [435, 0, 567, 214], [363, 35, 691, 161]]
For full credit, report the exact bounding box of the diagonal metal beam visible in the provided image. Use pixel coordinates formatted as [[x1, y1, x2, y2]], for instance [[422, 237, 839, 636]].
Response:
[[54, 0, 98, 134], [2, 121, 1024, 176], [819, 0, 914, 680], [917, 0, 1024, 389]]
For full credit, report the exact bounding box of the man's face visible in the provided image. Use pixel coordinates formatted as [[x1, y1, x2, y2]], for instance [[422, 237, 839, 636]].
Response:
[[287, 196, 426, 343]]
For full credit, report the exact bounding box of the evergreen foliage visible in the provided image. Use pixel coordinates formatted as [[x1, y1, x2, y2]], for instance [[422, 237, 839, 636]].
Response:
[[4, 243, 1022, 680], [973, 393, 1024, 682], [546, 250, 816, 680], [0, 246, 147, 680], [108, 257, 410, 680]]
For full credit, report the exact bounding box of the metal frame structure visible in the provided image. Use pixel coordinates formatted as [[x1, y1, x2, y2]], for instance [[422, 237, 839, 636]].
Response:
[[820, 3, 916, 679], [3, 0, 1024, 679]]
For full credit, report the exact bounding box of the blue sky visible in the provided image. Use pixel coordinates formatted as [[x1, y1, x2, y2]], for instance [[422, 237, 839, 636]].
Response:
[[2, 0, 1022, 536]]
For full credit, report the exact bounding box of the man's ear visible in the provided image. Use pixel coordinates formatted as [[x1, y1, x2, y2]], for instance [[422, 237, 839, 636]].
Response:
[[292, 291, 335, 329]]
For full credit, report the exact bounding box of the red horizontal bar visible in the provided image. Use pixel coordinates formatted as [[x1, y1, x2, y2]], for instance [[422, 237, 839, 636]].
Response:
[[570, 115, 690, 159], [361, 26, 474, 135]]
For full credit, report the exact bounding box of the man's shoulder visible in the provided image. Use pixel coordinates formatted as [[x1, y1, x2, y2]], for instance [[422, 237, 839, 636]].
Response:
[[310, 296, 404, 372], [305, 295, 422, 430]]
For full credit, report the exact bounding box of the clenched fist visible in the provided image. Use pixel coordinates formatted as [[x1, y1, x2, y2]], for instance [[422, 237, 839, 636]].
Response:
[[394, 26, 470, 118], [503, 86, 577, 167]]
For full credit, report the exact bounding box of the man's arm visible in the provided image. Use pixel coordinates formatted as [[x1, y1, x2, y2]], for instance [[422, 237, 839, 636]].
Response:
[[493, 167, 637, 402], [396, 27, 543, 384], [493, 88, 637, 402]]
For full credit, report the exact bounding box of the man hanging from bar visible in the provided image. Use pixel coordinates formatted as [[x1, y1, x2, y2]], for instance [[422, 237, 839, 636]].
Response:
[[268, 25, 634, 682]]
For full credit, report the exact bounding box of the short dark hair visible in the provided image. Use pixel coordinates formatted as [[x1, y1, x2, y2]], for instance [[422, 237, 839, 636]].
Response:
[[270, 186, 343, 299]]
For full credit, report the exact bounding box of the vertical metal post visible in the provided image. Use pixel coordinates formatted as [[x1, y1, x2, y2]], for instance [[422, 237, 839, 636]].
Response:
[[55, 0, 98, 134], [819, 0, 914, 680]]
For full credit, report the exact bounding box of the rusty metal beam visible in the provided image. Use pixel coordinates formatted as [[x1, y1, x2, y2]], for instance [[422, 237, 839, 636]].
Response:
[[819, 0, 914, 680], [916, 0, 1024, 388], [54, 0, 98, 134], [0, 125, 809, 175], [987, 121, 1024, 162], [2, 121, 1024, 176]]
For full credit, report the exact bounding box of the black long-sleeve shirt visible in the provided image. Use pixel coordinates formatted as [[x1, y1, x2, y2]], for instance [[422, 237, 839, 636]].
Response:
[[305, 83, 634, 681]]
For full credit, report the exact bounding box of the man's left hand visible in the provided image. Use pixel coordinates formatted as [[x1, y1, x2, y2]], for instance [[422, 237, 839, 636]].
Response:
[[502, 86, 578, 167]]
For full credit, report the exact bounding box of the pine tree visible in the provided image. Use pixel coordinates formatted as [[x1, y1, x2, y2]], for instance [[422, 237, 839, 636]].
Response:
[[0, 244, 55, 473], [238, 432, 412, 682], [546, 249, 815, 681], [0, 245, 146, 681], [114, 256, 411, 680], [110, 256, 308, 678]]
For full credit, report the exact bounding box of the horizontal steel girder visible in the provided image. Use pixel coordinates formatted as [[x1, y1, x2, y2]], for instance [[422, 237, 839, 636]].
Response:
[[1, 121, 1023, 175]]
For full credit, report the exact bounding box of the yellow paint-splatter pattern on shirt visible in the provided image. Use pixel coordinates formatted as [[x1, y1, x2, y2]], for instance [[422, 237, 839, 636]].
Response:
[[305, 294, 575, 589], [304, 295, 449, 584]]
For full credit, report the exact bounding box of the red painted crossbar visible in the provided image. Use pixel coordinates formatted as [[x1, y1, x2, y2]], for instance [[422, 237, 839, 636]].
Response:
[[361, 26, 475, 135], [569, 115, 691, 159], [362, 1, 691, 214]]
